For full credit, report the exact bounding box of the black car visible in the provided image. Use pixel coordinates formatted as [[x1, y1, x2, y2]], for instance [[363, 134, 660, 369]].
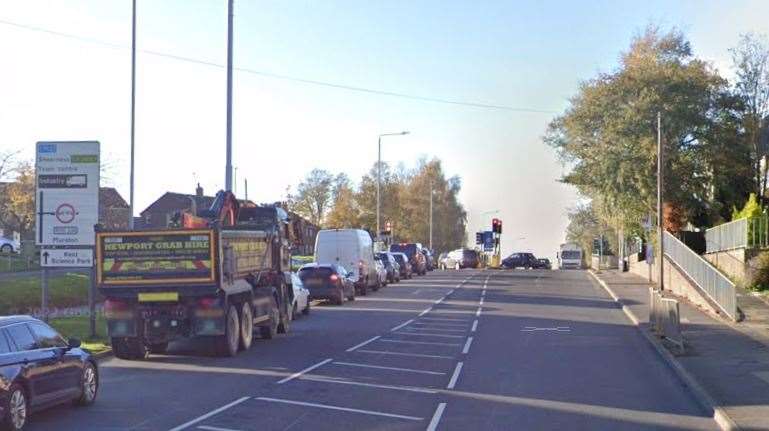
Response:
[[298, 263, 356, 305], [502, 252, 538, 269], [390, 243, 427, 276], [532, 258, 552, 270], [391, 252, 413, 279], [376, 252, 400, 283], [0, 316, 98, 430]]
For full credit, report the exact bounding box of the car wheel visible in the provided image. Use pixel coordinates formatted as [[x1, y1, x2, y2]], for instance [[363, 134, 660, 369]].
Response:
[[277, 300, 291, 334], [217, 305, 240, 357], [112, 337, 148, 360], [302, 300, 311, 315], [239, 302, 254, 351], [75, 362, 99, 406], [0, 244, 12, 254], [336, 288, 345, 305], [2, 385, 27, 431], [455, 262, 460, 271], [292, 302, 299, 320], [374, 277, 381, 291]]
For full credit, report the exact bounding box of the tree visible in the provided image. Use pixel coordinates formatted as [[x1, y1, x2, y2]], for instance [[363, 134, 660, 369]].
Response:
[[0, 160, 35, 236], [730, 33, 769, 205], [326, 174, 361, 228], [291, 169, 334, 226], [546, 26, 731, 232]]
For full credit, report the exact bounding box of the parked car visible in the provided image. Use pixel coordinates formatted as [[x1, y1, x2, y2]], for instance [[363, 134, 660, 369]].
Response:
[[391, 252, 413, 279], [532, 258, 552, 270], [374, 258, 388, 288], [502, 252, 538, 269], [376, 252, 400, 283], [298, 263, 355, 305], [442, 249, 480, 270], [390, 243, 427, 276], [0, 237, 20, 254], [421, 249, 435, 271], [290, 273, 311, 318], [0, 316, 98, 431], [315, 229, 378, 295]]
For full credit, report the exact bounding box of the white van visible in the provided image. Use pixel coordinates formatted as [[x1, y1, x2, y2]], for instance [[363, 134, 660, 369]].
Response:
[[314, 229, 379, 295]]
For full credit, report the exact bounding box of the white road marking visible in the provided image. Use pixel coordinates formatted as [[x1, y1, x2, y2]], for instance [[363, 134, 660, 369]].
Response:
[[277, 358, 333, 384], [168, 396, 250, 431], [479, 298, 485, 306], [390, 319, 414, 332], [471, 320, 478, 332], [332, 361, 446, 375], [356, 349, 455, 359], [412, 322, 468, 328], [434, 297, 445, 304], [301, 375, 438, 394], [346, 336, 381, 352], [462, 336, 474, 354], [393, 331, 465, 339], [520, 326, 571, 332], [255, 397, 423, 421], [419, 317, 469, 322], [198, 426, 243, 431], [427, 403, 447, 431], [380, 338, 461, 347], [476, 307, 482, 317], [419, 307, 433, 316], [402, 326, 467, 333], [447, 362, 463, 389], [481, 290, 486, 298]]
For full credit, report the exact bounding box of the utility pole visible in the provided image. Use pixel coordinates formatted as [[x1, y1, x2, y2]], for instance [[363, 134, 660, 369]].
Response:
[[657, 111, 664, 290], [224, 0, 234, 192], [128, 0, 136, 229], [429, 183, 433, 250]]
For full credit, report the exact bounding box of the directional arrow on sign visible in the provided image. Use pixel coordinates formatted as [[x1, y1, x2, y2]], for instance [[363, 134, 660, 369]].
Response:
[[42, 251, 49, 265]]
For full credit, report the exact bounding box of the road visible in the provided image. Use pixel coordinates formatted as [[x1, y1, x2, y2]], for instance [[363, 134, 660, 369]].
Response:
[[26, 269, 717, 430]]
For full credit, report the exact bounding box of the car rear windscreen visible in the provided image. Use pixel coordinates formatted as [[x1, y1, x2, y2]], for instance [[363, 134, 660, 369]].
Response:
[[390, 244, 417, 258], [299, 267, 334, 279]]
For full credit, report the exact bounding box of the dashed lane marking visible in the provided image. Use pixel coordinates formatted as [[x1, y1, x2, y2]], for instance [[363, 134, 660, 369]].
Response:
[[356, 349, 455, 359], [254, 397, 424, 421], [198, 426, 243, 431], [471, 320, 478, 332], [475, 307, 482, 317], [300, 375, 439, 394], [277, 358, 333, 384], [447, 362, 464, 389], [419, 317, 470, 322], [393, 331, 466, 339], [332, 361, 446, 375], [346, 336, 381, 352], [520, 326, 571, 332]]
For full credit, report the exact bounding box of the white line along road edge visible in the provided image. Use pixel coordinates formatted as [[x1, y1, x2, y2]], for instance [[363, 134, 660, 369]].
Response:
[[168, 396, 250, 431], [346, 336, 381, 352], [277, 358, 333, 384], [427, 403, 447, 431], [447, 362, 464, 389]]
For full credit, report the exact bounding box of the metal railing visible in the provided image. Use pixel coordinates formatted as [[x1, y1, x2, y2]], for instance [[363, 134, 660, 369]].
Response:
[[664, 231, 737, 320], [706, 215, 769, 253]]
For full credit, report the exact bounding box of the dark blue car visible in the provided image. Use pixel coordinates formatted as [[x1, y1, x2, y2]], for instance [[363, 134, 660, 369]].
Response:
[[0, 316, 98, 430]]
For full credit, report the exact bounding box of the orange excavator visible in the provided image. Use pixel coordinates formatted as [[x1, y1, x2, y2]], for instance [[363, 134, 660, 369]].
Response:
[[181, 190, 245, 228]]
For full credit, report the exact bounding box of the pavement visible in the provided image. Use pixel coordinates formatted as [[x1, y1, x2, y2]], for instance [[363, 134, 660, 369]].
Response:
[[592, 269, 769, 431], [24, 269, 717, 431]]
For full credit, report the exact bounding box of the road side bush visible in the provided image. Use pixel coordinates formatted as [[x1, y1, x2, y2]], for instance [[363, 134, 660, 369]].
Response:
[[746, 251, 769, 291]]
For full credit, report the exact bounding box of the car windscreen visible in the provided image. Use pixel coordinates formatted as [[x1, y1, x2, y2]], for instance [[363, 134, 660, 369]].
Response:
[[392, 254, 406, 264], [561, 250, 581, 259], [390, 244, 417, 259]]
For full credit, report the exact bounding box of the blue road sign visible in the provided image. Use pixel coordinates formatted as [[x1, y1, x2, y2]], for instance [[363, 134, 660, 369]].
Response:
[[483, 231, 494, 251]]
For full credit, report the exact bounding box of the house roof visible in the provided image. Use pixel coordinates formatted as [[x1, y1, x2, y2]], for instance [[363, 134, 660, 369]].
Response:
[[100, 187, 129, 209], [140, 192, 216, 216]]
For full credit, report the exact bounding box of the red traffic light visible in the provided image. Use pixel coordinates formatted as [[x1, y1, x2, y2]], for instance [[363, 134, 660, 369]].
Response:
[[491, 218, 502, 234]]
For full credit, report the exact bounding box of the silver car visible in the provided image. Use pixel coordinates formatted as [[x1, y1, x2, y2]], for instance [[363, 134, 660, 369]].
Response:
[[0, 236, 20, 254]]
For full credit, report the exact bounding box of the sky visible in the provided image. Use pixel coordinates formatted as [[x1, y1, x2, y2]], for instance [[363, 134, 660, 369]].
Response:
[[1, 0, 769, 259]]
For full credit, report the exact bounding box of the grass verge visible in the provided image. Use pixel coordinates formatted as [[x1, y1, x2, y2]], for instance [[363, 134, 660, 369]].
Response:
[[49, 314, 110, 355], [0, 272, 101, 315]]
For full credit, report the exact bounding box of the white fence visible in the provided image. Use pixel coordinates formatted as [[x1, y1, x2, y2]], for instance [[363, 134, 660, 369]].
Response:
[[664, 231, 737, 320], [705, 216, 769, 253]]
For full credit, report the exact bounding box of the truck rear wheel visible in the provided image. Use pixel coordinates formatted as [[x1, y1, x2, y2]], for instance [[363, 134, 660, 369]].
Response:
[[217, 305, 240, 357], [112, 337, 148, 360], [277, 301, 291, 334], [260, 305, 279, 339], [239, 302, 253, 351]]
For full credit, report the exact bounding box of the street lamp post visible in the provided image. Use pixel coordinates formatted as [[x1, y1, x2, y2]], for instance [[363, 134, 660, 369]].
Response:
[[128, 0, 136, 229], [429, 184, 433, 250], [376, 131, 409, 240], [224, 0, 234, 192]]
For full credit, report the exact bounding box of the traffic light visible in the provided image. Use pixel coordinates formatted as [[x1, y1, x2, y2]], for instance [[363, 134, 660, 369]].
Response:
[[492, 218, 502, 234], [475, 232, 483, 244]]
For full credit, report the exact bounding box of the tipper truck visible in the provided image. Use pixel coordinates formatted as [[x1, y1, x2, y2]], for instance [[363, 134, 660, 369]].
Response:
[[95, 191, 294, 359]]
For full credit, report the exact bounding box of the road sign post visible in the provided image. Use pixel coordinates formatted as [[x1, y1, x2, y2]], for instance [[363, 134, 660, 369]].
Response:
[[35, 141, 100, 324]]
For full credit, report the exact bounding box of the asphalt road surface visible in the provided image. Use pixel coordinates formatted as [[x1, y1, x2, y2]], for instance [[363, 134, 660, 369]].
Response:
[[26, 269, 718, 431]]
